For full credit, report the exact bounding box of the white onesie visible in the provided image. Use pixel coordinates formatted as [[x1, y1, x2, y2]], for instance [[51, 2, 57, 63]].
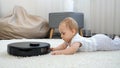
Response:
[[67, 33, 120, 52]]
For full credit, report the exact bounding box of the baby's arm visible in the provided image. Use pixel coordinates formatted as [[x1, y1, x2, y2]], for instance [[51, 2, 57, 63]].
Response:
[[51, 42, 81, 55], [50, 42, 67, 51]]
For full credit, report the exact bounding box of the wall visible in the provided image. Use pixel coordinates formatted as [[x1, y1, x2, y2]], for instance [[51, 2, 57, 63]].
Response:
[[0, 0, 120, 35], [0, 0, 74, 20], [74, 0, 120, 35], [74, 0, 91, 30], [90, 0, 120, 35]]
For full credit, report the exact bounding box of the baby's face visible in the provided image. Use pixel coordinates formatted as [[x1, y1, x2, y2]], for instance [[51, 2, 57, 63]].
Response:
[[59, 23, 75, 43]]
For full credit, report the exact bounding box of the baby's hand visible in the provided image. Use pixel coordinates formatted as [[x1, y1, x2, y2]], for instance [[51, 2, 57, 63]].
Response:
[[51, 51, 63, 55], [50, 47, 56, 51]]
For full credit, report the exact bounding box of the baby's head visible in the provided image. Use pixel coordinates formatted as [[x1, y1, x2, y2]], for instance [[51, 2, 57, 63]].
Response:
[[58, 17, 78, 43], [59, 17, 78, 33]]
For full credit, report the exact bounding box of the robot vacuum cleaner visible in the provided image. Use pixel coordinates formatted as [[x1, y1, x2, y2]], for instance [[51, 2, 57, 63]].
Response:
[[7, 42, 50, 57]]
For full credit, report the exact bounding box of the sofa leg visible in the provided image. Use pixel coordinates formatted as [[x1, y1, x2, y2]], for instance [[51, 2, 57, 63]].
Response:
[[49, 28, 54, 39], [79, 29, 83, 36]]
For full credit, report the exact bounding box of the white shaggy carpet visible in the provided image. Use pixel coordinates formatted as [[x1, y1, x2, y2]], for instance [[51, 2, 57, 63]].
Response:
[[0, 39, 120, 68]]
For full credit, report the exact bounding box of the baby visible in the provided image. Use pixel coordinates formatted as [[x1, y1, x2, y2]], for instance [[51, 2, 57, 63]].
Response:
[[50, 17, 120, 55]]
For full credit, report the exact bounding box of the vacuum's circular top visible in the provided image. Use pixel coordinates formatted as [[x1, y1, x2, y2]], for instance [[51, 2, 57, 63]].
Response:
[[7, 42, 50, 57]]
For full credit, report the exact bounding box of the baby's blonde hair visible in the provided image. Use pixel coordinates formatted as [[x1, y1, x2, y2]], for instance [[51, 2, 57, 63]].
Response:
[[59, 17, 78, 33]]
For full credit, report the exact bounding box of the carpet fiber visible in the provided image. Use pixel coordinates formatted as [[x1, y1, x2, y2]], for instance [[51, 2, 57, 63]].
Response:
[[0, 39, 120, 68]]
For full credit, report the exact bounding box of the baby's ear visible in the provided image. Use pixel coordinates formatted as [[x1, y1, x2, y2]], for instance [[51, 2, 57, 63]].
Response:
[[72, 29, 76, 35]]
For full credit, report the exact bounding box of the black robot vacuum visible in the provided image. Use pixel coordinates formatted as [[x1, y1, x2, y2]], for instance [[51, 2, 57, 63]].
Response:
[[7, 42, 50, 57]]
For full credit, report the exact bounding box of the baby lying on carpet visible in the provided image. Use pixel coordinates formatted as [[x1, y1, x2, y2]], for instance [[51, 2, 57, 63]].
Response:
[[50, 17, 120, 55]]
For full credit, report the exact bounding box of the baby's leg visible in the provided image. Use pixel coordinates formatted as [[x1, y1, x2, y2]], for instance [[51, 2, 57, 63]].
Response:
[[112, 36, 120, 47], [92, 34, 120, 51]]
